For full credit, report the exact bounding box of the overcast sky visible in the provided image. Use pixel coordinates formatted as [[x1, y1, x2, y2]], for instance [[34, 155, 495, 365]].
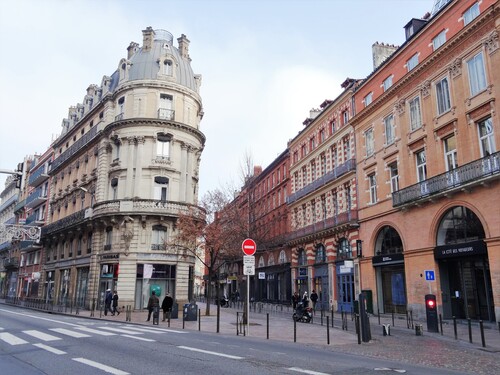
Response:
[[0, 0, 432, 199]]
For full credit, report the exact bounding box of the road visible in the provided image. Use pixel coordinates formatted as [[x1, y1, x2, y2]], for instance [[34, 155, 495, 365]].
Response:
[[0, 305, 476, 375]]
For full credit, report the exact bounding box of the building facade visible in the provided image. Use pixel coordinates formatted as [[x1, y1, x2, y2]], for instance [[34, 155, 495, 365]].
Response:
[[287, 82, 361, 313], [352, 0, 499, 321], [40, 27, 205, 310]]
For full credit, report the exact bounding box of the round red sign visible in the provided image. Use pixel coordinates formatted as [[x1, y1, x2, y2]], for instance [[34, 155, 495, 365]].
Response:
[[242, 238, 256, 256]]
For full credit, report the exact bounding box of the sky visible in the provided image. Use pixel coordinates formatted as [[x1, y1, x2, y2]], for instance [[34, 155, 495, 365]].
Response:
[[0, 0, 432, 199]]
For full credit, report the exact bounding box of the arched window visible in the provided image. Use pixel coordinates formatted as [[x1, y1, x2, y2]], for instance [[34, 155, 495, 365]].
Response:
[[437, 206, 484, 246], [375, 226, 403, 255], [279, 250, 287, 264], [154, 176, 169, 201], [258, 256, 265, 268], [315, 244, 326, 263], [156, 132, 171, 158], [268, 253, 275, 266], [163, 59, 173, 75], [337, 238, 351, 259], [151, 225, 167, 250], [298, 248, 307, 266], [110, 178, 118, 200]]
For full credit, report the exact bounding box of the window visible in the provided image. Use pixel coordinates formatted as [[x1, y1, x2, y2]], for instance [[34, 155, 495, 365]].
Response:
[[436, 77, 451, 115], [342, 110, 349, 125], [113, 140, 120, 161], [369, 173, 377, 204], [298, 248, 307, 266], [152, 225, 167, 250], [346, 185, 352, 210], [320, 129, 326, 143], [332, 147, 338, 168], [156, 133, 172, 159], [478, 117, 495, 157], [337, 238, 352, 260], [463, 2, 479, 26], [110, 178, 118, 200], [310, 137, 316, 150], [293, 151, 298, 164], [118, 97, 125, 116], [365, 129, 374, 156], [433, 30, 446, 51], [389, 162, 399, 193], [294, 172, 299, 190], [154, 176, 169, 201], [383, 76, 393, 92], [77, 236, 82, 256], [68, 240, 73, 258], [320, 153, 326, 176], [416, 150, 427, 182], [315, 244, 326, 263], [332, 191, 338, 216], [409, 96, 422, 131], [407, 53, 419, 71], [444, 135, 458, 171], [87, 232, 93, 254], [301, 144, 307, 158], [162, 59, 173, 75], [302, 166, 307, 186], [384, 114, 395, 145], [104, 227, 113, 250], [345, 138, 351, 160], [467, 52, 487, 96], [321, 195, 326, 219], [159, 94, 173, 120], [364, 92, 373, 107], [311, 161, 316, 181], [331, 120, 336, 134]]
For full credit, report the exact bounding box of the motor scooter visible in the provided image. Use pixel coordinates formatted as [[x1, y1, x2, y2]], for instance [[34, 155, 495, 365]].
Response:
[[292, 302, 312, 323], [220, 296, 230, 308]]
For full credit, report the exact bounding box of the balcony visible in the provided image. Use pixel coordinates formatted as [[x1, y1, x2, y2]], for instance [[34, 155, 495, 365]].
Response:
[[158, 108, 175, 121], [41, 209, 87, 236], [14, 198, 25, 213], [19, 240, 42, 252], [92, 199, 203, 218], [288, 210, 358, 243], [25, 212, 45, 226], [287, 159, 356, 204], [115, 113, 124, 121], [3, 257, 19, 269], [51, 125, 98, 172], [393, 152, 500, 207], [28, 164, 49, 187], [151, 244, 167, 251], [0, 195, 18, 212], [25, 188, 48, 209]]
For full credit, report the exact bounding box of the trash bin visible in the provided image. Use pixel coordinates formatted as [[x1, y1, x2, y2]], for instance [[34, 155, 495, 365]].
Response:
[[415, 324, 423, 336], [362, 290, 373, 314], [183, 303, 198, 321], [170, 302, 179, 319], [382, 323, 391, 336]]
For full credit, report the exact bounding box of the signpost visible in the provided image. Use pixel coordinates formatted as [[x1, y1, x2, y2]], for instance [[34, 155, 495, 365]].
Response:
[[425, 269, 435, 293], [242, 238, 256, 335]]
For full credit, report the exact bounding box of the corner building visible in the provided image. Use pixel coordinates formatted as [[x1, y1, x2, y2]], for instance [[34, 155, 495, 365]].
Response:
[[41, 28, 205, 310], [352, 0, 499, 321]]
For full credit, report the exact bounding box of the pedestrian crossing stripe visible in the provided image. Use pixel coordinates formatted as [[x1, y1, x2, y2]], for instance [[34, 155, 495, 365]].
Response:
[[23, 330, 61, 342], [0, 332, 28, 345], [50, 328, 91, 338]]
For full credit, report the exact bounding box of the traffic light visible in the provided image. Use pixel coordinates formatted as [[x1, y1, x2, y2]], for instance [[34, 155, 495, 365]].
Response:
[[425, 294, 439, 332]]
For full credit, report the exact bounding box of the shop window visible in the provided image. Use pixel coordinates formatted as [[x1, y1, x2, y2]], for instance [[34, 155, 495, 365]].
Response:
[[337, 238, 352, 260], [436, 206, 485, 246], [375, 226, 403, 255], [151, 225, 167, 250]]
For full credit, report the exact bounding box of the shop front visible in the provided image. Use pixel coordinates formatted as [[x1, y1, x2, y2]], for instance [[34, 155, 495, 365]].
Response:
[[373, 253, 407, 314], [135, 263, 176, 310], [336, 260, 354, 313]]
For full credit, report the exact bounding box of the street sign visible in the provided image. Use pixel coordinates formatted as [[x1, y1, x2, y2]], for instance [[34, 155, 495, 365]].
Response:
[[243, 255, 255, 275], [425, 270, 435, 281], [242, 238, 257, 256]]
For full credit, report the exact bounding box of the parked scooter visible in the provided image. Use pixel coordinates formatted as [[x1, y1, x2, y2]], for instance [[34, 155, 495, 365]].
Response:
[[292, 302, 312, 323], [220, 296, 230, 308]]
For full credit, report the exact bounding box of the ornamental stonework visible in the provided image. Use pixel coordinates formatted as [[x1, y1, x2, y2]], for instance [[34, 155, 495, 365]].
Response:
[[420, 80, 431, 98], [484, 30, 499, 55], [449, 58, 462, 79]]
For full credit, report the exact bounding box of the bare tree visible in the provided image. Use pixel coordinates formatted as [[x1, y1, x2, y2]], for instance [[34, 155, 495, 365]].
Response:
[[170, 187, 248, 315], [239, 149, 254, 184]]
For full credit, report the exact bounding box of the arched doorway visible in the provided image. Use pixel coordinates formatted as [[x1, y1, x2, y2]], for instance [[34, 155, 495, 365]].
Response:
[[372, 226, 406, 314], [434, 206, 494, 321]]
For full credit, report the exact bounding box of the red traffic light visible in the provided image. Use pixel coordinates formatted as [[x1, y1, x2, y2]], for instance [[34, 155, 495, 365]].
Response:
[[427, 299, 435, 308], [425, 294, 437, 310]]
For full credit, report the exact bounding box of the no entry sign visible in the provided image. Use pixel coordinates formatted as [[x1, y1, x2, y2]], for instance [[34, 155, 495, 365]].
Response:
[[242, 238, 256, 256]]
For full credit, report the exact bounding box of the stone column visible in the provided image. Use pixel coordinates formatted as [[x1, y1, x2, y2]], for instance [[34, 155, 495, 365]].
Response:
[[134, 136, 145, 196]]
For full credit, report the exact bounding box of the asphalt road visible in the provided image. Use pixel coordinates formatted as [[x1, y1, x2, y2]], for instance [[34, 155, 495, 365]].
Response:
[[0, 305, 480, 375]]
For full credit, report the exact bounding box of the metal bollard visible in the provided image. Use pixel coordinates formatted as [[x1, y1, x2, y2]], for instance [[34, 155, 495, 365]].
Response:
[[267, 313, 269, 340], [392, 310, 395, 327], [453, 316, 457, 340], [198, 310, 201, 331], [236, 312, 239, 336], [439, 313, 443, 335], [294, 319, 297, 343], [468, 319, 472, 343], [378, 308, 381, 325], [479, 320, 486, 348], [356, 314, 361, 345], [327, 316, 330, 345]]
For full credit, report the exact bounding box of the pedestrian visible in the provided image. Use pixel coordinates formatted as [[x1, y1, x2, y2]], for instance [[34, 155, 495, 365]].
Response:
[[302, 291, 309, 308], [146, 290, 160, 322], [104, 289, 112, 316], [292, 291, 300, 309], [235, 290, 240, 302], [112, 290, 120, 316], [161, 293, 173, 321], [310, 290, 318, 311]]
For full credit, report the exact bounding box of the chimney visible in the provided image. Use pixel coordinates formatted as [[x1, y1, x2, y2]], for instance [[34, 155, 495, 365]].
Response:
[[309, 108, 321, 119], [177, 34, 190, 60], [253, 166, 262, 176], [142, 27, 155, 52], [372, 42, 398, 70], [127, 42, 139, 59]]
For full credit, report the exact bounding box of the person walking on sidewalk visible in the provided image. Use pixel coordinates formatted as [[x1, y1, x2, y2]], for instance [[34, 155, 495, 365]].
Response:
[[146, 291, 160, 322], [310, 290, 318, 311], [292, 292, 300, 309], [161, 293, 173, 321], [302, 291, 309, 308], [104, 289, 113, 316], [112, 290, 120, 316]]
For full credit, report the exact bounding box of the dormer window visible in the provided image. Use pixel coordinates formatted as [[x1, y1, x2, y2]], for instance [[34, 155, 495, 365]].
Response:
[[163, 59, 173, 75]]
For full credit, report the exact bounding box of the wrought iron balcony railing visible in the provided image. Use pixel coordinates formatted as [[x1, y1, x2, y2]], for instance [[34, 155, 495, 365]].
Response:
[[287, 210, 358, 242], [51, 126, 99, 172], [393, 152, 500, 207], [29, 164, 49, 187], [287, 159, 356, 204], [41, 209, 86, 236], [25, 188, 48, 209], [158, 108, 175, 120]]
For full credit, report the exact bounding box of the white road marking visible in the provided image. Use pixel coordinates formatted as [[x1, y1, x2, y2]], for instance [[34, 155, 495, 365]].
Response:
[[33, 343, 66, 355], [288, 368, 330, 375], [120, 325, 187, 334], [75, 327, 116, 336], [118, 326, 166, 334], [72, 357, 129, 375], [23, 330, 61, 342], [0, 308, 81, 327], [50, 328, 91, 338], [178, 345, 243, 359], [97, 327, 142, 334], [121, 334, 155, 342], [0, 332, 28, 345]]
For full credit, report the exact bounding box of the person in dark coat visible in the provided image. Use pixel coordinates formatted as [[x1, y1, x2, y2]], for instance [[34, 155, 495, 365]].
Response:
[[292, 292, 300, 310], [161, 293, 174, 321], [310, 290, 319, 311], [146, 291, 160, 322], [112, 290, 120, 316], [104, 289, 113, 316]]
